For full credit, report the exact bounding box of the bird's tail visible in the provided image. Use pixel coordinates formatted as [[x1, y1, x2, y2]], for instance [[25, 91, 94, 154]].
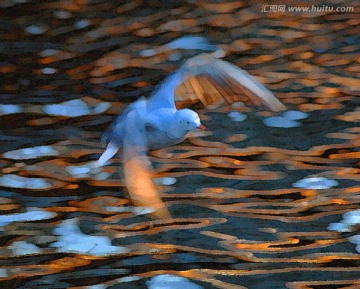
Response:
[[94, 142, 119, 167]]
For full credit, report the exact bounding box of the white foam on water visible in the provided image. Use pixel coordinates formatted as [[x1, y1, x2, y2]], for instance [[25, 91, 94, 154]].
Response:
[[283, 110, 309, 120], [3, 145, 59, 160], [66, 162, 107, 179], [328, 209, 360, 253], [154, 177, 177, 186], [0, 209, 56, 228], [43, 99, 91, 117], [349, 235, 360, 245], [85, 285, 108, 289], [75, 19, 91, 29], [25, 24, 47, 35], [342, 209, 360, 226], [263, 116, 300, 128], [263, 110, 309, 128], [39, 49, 58, 57], [66, 165, 91, 177], [227, 111, 247, 122], [0, 174, 52, 189], [0, 268, 7, 278], [42, 67, 57, 74], [51, 218, 130, 256], [43, 99, 110, 117], [147, 274, 204, 289], [9, 241, 42, 255], [94, 102, 111, 114], [0, 104, 22, 115], [117, 276, 141, 283], [292, 177, 338, 189], [327, 222, 351, 233]]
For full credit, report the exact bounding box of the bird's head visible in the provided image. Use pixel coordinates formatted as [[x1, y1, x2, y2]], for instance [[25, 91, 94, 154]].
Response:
[[176, 109, 206, 133]]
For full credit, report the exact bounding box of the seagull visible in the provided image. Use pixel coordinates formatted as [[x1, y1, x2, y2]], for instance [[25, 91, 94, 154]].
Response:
[[95, 53, 285, 218]]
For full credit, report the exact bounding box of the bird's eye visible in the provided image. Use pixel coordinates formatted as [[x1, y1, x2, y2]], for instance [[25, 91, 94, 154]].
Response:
[[186, 121, 189, 124]]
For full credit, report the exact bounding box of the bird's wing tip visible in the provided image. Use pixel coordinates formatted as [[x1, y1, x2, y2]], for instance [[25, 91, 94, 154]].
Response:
[[268, 99, 287, 112]]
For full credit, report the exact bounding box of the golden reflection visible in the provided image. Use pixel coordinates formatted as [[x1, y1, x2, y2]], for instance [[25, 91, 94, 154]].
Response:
[[123, 152, 171, 219], [336, 108, 360, 122], [49, 257, 91, 269], [345, 186, 360, 193], [299, 102, 344, 111], [0, 65, 15, 73]]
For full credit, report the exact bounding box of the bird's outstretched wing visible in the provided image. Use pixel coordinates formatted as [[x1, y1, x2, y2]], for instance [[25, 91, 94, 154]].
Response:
[[146, 69, 184, 111], [147, 53, 285, 112]]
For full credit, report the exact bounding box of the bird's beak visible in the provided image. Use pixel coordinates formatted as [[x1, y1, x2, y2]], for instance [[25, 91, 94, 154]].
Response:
[[198, 123, 206, 131]]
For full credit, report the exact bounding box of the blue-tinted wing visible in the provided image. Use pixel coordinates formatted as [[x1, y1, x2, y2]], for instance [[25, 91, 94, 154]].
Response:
[[146, 68, 187, 111]]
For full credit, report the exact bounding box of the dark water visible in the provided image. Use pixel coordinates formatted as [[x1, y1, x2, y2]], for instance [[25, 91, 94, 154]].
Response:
[[0, 1, 359, 288]]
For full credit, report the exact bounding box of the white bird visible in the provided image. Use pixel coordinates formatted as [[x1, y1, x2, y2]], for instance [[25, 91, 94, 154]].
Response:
[[96, 53, 285, 218]]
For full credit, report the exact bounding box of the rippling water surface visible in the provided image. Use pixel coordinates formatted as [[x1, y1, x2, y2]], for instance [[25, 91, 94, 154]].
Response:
[[0, 1, 359, 288]]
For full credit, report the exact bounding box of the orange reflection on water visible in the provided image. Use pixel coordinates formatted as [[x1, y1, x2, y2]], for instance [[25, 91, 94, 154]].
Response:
[[1, 264, 60, 281], [123, 152, 171, 219], [287, 279, 360, 289], [0, 65, 15, 73], [102, 218, 226, 238], [49, 257, 91, 270]]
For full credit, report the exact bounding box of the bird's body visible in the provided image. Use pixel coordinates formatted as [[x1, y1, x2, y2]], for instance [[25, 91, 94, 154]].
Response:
[[142, 108, 196, 149], [96, 53, 285, 217], [106, 106, 192, 150], [97, 98, 202, 167]]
